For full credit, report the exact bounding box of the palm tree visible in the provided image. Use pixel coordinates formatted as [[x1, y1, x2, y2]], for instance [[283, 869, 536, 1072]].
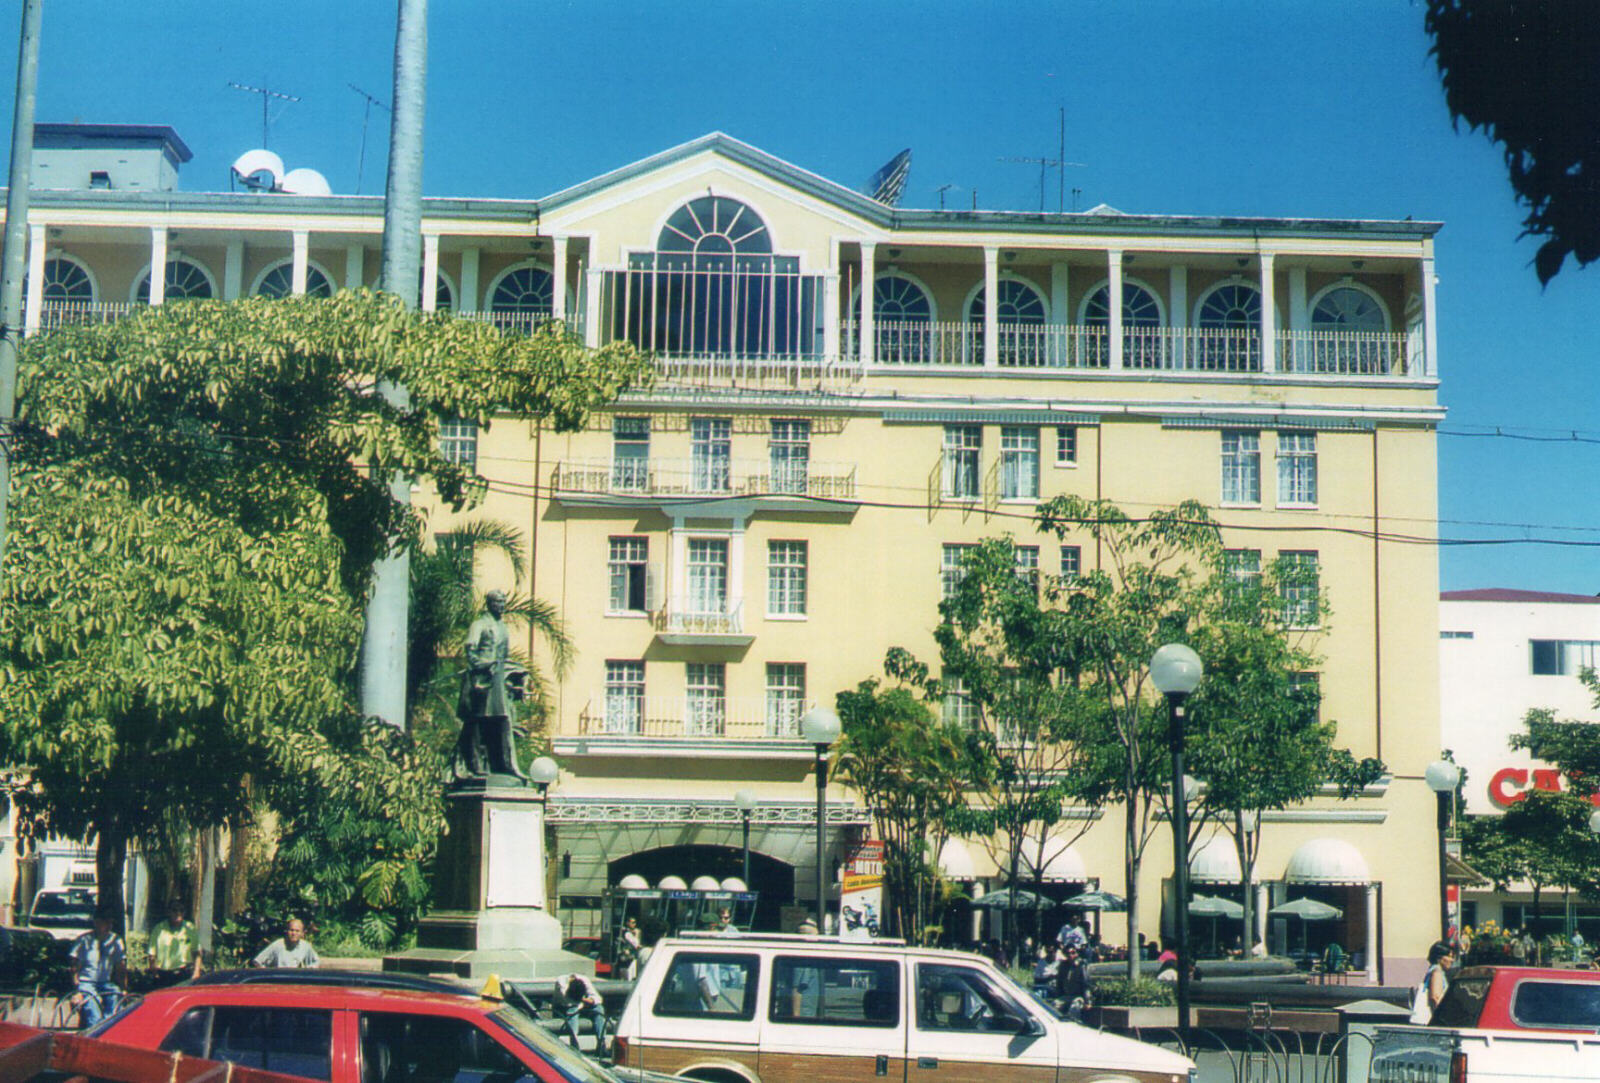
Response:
[[407, 520, 572, 745]]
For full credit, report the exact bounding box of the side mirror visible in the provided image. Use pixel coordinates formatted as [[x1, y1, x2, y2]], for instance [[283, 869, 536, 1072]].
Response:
[[994, 1012, 1045, 1036]]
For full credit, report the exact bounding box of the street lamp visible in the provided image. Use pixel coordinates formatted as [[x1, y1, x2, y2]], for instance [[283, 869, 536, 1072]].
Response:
[[734, 789, 757, 886], [1151, 642, 1203, 1036], [529, 756, 559, 798], [1425, 760, 1462, 942], [801, 707, 842, 933]]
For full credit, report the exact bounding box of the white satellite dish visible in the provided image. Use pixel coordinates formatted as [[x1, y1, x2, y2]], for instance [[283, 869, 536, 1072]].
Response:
[[280, 167, 332, 197], [231, 148, 284, 190]]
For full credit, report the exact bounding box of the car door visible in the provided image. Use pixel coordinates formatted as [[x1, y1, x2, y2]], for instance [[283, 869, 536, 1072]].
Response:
[[633, 948, 763, 1078], [355, 1009, 564, 1083], [908, 962, 1056, 1083], [758, 953, 906, 1083], [158, 1003, 341, 1082]]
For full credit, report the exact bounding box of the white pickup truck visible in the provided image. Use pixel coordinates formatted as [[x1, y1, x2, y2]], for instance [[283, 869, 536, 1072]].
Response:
[[1368, 966, 1600, 1083]]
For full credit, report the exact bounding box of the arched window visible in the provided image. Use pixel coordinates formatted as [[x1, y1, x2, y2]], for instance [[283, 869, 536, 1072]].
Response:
[[1082, 280, 1164, 368], [135, 258, 215, 303], [1306, 284, 1390, 374], [254, 261, 334, 299], [966, 278, 1047, 366], [872, 273, 932, 364], [614, 196, 816, 360], [486, 264, 552, 333], [1194, 281, 1262, 371], [431, 272, 455, 313], [40, 256, 95, 302]]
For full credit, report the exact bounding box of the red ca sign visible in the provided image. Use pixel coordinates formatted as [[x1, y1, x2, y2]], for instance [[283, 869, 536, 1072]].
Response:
[[1488, 766, 1600, 808]]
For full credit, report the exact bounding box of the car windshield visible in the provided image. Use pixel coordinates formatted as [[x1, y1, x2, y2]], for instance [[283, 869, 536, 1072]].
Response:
[[32, 894, 93, 921], [489, 1007, 621, 1083]]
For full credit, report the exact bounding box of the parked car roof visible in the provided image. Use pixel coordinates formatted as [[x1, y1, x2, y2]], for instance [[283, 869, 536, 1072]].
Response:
[[189, 967, 475, 995]]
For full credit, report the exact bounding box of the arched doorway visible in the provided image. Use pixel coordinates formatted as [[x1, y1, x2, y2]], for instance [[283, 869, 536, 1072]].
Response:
[[610, 844, 795, 934]]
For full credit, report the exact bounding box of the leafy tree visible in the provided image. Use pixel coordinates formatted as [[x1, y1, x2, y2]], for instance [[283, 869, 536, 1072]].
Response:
[[0, 292, 649, 926], [1183, 557, 1385, 956], [928, 537, 1105, 957], [1426, 1, 1600, 282], [834, 649, 973, 943]]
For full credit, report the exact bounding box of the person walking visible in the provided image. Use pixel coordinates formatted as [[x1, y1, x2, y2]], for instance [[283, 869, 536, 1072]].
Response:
[[1410, 941, 1455, 1024], [253, 918, 321, 968], [617, 916, 643, 981], [148, 901, 201, 984], [70, 907, 126, 1028], [558, 971, 607, 1051]]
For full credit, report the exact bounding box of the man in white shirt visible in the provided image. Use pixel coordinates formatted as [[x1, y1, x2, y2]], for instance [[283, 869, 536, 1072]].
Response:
[[253, 918, 320, 968]]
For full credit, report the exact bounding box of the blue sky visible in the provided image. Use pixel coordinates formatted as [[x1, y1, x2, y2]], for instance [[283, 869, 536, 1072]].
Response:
[[5, 0, 1595, 593]]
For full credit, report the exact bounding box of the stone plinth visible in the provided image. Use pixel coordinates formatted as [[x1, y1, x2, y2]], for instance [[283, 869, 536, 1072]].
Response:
[[385, 778, 592, 980]]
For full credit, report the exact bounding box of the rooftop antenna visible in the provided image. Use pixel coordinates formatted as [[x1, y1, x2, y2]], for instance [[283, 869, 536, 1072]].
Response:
[[228, 80, 301, 148], [347, 83, 390, 195], [1000, 106, 1085, 212], [935, 183, 962, 211]]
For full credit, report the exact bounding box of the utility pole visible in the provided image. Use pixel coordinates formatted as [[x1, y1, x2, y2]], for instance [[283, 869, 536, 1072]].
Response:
[[0, 0, 43, 575], [348, 83, 390, 195], [360, 0, 426, 729], [228, 81, 301, 148]]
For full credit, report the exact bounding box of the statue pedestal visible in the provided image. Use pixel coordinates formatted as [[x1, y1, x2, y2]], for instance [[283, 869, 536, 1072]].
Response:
[[385, 778, 593, 981]]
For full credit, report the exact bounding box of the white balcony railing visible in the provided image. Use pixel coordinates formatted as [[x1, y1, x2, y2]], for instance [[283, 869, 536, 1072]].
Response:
[[38, 301, 132, 330], [553, 457, 857, 500], [579, 693, 814, 739], [1277, 329, 1414, 376], [653, 596, 745, 638]]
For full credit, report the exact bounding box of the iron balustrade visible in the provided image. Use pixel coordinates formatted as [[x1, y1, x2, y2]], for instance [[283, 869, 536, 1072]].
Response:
[[580, 692, 815, 739], [552, 457, 857, 500]]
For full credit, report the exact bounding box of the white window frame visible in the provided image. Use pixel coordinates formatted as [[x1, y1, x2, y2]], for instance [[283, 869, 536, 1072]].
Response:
[[999, 426, 1040, 501], [767, 540, 808, 619], [686, 538, 729, 615], [604, 660, 646, 735], [942, 675, 979, 729], [1224, 548, 1263, 590], [612, 416, 650, 492], [686, 662, 726, 736], [1055, 426, 1078, 468], [1059, 545, 1081, 580], [1531, 639, 1600, 676], [1013, 545, 1040, 591], [439, 418, 478, 469], [770, 419, 811, 495], [691, 417, 732, 493], [607, 536, 650, 615], [1276, 431, 1319, 508], [1221, 430, 1262, 506], [941, 543, 976, 601], [1279, 550, 1320, 629], [942, 425, 981, 501], [766, 663, 806, 737]]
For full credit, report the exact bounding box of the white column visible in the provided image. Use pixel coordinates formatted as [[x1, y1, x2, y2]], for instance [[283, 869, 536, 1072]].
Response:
[[1049, 261, 1070, 366], [982, 246, 999, 368], [421, 234, 440, 313], [822, 266, 841, 361], [290, 230, 309, 296], [1107, 249, 1124, 371], [1287, 266, 1308, 375], [1169, 264, 1188, 370], [728, 523, 746, 620], [584, 268, 602, 348], [551, 235, 569, 323], [1421, 254, 1438, 377], [147, 227, 169, 306], [344, 242, 365, 291], [970, 881, 986, 942], [1259, 252, 1278, 373], [1366, 883, 1380, 982], [459, 247, 480, 313], [23, 225, 45, 333], [224, 240, 244, 300], [858, 241, 876, 366]]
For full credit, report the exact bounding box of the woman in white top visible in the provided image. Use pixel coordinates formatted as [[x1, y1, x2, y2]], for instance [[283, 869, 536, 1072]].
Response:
[[1410, 941, 1455, 1024]]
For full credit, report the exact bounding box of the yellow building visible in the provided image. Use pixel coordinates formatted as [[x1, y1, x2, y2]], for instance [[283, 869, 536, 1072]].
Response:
[[19, 128, 1444, 983]]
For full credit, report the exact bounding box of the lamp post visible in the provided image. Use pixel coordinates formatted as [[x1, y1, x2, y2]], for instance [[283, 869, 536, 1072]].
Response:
[[529, 756, 559, 797], [801, 707, 842, 933], [1151, 643, 1203, 1036], [734, 789, 757, 886], [1425, 760, 1462, 942]]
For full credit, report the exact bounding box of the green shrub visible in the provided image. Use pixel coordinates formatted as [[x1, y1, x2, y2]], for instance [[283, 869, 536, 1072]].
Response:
[[1092, 977, 1175, 1006]]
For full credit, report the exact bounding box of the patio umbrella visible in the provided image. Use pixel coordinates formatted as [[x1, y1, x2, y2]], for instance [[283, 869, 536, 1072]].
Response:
[[970, 887, 1046, 910], [1269, 896, 1343, 954], [1060, 889, 1127, 912], [1189, 894, 1245, 956]]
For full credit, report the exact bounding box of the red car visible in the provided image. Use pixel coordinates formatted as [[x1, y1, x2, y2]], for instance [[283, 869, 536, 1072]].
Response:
[[91, 981, 617, 1083]]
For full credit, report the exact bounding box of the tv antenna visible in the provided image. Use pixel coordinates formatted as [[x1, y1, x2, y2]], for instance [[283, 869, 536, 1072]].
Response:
[[934, 184, 979, 211], [348, 83, 390, 194], [999, 106, 1085, 211], [229, 80, 301, 148]]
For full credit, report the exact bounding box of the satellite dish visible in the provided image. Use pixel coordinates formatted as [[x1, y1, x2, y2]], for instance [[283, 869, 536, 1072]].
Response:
[[280, 167, 332, 197], [866, 148, 912, 207], [231, 148, 284, 190]]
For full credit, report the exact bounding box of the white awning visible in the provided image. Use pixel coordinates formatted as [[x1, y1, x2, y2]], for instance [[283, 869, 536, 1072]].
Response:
[[1020, 843, 1088, 882], [939, 838, 978, 879], [1284, 838, 1370, 885], [1189, 835, 1243, 884]]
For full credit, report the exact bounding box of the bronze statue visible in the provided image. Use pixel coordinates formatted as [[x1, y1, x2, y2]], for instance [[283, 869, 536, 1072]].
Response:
[[455, 590, 529, 782]]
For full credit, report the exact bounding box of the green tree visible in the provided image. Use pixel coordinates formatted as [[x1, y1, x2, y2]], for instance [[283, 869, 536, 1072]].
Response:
[[834, 649, 973, 943], [1426, 1, 1600, 282], [0, 292, 649, 924], [1183, 555, 1385, 957], [929, 537, 1104, 957]]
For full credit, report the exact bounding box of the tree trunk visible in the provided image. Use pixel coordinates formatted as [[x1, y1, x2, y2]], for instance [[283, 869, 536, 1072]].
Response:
[[95, 822, 129, 934], [224, 815, 252, 917], [1124, 789, 1141, 982]]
